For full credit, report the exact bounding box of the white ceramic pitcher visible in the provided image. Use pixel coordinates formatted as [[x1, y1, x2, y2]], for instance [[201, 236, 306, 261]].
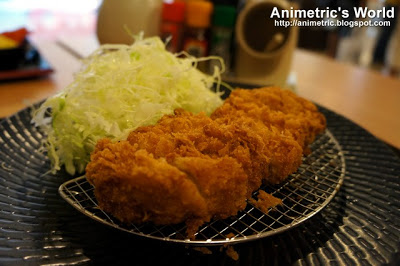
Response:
[[235, 0, 298, 87]]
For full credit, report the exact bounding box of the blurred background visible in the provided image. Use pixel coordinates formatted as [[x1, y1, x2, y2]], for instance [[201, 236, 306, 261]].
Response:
[[0, 0, 399, 79]]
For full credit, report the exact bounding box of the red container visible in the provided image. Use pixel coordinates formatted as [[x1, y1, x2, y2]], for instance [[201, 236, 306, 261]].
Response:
[[160, 1, 186, 53]]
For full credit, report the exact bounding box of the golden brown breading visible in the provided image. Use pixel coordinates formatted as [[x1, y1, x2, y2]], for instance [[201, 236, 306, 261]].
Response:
[[86, 139, 249, 237], [127, 109, 302, 192], [171, 156, 248, 235], [210, 115, 303, 185], [211, 87, 326, 149], [127, 109, 264, 195], [86, 139, 209, 226]]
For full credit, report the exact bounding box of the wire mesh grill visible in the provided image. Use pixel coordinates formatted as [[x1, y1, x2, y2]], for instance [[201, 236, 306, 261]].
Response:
[[59, 130, 345, 245]]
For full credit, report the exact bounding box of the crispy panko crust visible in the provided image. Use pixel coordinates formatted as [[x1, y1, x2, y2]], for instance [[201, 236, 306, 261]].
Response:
[[211, 87, 326, 149], [86, 139, 248, 237], [86, 139, 208, 226], [210, 115, 303, 185], [127, 109, 268, 194], [127, 109, 302, 192], [85, 87, 327, 235]]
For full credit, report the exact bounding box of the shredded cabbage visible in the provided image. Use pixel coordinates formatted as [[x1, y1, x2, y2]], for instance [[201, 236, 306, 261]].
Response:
[[32, 35, 224, 176]]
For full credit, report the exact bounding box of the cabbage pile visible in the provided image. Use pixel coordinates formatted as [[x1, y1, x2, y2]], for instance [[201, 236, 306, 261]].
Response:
[[32, 36, 224, 175]]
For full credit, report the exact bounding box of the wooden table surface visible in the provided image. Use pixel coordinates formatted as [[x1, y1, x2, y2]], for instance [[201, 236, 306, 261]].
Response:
[[1, 34, 399, 149]]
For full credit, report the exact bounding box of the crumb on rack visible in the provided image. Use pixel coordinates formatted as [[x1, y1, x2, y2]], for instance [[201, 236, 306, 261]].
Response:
[[226, 233, 235, 239], [248, 190, 282, 213]]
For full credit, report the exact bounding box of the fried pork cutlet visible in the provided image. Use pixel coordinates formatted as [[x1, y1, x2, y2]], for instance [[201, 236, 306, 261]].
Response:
[[127, 109, 302, 193], [127, 109, 267, 194], [86, 139, 248, 237], [210, 114, 303, 185], [211, 87, 326, 150], [86, 139, 208, 226], [85, 87, 327, 235]]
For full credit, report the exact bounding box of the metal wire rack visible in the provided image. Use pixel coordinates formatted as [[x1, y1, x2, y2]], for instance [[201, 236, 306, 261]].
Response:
[[59, 130, 345, 246]]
